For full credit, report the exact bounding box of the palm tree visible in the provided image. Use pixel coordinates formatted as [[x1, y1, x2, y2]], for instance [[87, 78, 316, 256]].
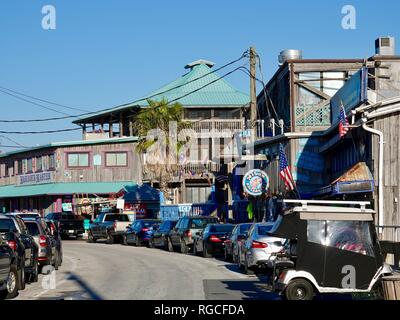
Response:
[[134, 99, 192, 202]]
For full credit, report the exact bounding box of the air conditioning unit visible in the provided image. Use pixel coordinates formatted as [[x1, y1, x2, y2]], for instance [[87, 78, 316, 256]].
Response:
[[375, 37, 395, 56]]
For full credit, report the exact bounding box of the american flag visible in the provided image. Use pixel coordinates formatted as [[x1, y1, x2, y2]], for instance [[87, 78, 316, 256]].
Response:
[[279, 144, 295, 190], [339, 104, 349, 138]]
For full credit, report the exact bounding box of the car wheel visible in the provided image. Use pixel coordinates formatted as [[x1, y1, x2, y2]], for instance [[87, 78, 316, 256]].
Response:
[[0, 265, 19, 299], [285, 279, 315, 301], [163, 237, 169, 251], [122, 234, 128, 246], [237, 249, 244, 270], [244, 255, 254, 275], [135, 236, 141, 247], [87, 231, 96, 243], [30, 259, 39, 283], [193, 241, 198, 256], [180, 239, 189, 254], [149, 238, 155, 248], [18, 266, 25, 291], [106, 232, 114, 245], [167, 238, 174, 252], [203, 244, 211, 258], [224, 248, 231, 262], [54, 251, 59, 271]]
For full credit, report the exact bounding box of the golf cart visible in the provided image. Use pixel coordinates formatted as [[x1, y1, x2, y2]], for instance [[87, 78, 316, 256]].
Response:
[[268, 200, 393, 300]]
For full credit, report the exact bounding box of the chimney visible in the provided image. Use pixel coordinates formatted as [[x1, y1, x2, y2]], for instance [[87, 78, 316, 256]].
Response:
[[375, 37, 395, 56]]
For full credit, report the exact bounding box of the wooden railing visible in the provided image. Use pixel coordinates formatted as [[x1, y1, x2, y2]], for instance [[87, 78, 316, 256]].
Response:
[[188, 119, 244, 134]]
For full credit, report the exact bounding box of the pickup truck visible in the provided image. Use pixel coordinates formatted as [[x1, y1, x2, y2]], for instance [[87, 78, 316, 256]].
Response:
[[46, 212, 85, 239], [88, 213, 131, 244]]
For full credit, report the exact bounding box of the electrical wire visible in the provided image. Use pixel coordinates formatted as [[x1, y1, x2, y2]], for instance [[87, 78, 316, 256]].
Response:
[[0, 51, 249, 123], [0, 88, 72, 116], [0, 85, 91, 113], [0, 62, 249, 134]]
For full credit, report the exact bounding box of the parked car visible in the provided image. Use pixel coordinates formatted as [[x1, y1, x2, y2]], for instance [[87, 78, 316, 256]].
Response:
[[238, 222, 284, 275], [0, 232, 19, 299], [124, 219, 161, 247], [193, 224, 235, 258], [88, 213, 131, 244], [0, 216, 30, 293], [149, 220, 177, 250], [8, 212, 40, 219], [169, 216, 220, 254], [46, 212, 84, 239], [22, 218, 59, 272], [224, 223, 252, 262], [45, 219, 63, 267], [3, 214, 39, 284]]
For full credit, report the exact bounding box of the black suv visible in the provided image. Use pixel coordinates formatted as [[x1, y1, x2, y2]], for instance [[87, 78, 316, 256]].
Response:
[[169, 216, 219, 254], [3, 215, 39, 285], [0, 232, 19, 299]]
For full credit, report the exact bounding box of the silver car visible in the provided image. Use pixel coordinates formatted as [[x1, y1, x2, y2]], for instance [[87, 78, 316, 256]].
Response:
[[238, 222, 284, 274]]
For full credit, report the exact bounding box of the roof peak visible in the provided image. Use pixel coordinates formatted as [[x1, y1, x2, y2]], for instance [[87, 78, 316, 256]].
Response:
[[185, 59, 215, 69]]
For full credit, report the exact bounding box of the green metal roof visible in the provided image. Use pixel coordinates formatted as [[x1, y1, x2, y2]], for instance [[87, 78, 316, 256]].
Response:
[[0, 136, 138, 158], [0, 182, 136, 198], [73, 61, 249, 123]]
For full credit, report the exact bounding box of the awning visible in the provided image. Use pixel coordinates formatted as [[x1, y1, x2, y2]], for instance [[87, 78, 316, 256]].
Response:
[[0, 182, 137, 198], [311, 162, 374, 197]]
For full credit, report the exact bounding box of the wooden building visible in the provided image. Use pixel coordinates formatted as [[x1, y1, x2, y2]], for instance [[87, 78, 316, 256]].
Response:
[[72, 59, 250, 204], [0, 137, 145, 216]]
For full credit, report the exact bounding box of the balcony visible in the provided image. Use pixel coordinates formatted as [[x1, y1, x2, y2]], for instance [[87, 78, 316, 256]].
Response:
[[188, 119, 244, 137]]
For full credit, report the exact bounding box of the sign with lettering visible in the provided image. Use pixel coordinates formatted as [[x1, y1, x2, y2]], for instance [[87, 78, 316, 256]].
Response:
[[242, 169, 269, 196], [19, 171, 53, 186]]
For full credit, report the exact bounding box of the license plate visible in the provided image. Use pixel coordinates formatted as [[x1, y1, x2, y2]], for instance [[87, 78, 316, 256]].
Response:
[[68, 230, 75, 234]]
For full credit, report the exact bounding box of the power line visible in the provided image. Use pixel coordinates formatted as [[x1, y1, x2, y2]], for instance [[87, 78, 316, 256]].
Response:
[[0, 51, 249, 123], [0, 85, 91, 113], [0, 88, 72, 116], [0, 135, 27, 147], [0, 61, 249, 134], [0, 128, 81, 134]]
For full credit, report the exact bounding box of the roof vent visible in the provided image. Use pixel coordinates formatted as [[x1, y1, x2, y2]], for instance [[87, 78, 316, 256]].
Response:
[[278, 49, 302, 65], [185, 59, 215, 69], [375, 37, 395, 55]]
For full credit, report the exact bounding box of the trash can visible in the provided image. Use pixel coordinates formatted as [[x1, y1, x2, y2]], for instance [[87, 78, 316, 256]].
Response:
[[382, 274, 400, 300]]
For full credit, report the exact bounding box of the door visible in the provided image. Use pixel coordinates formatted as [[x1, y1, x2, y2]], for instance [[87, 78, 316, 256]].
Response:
[[91, 214, 104, 237]]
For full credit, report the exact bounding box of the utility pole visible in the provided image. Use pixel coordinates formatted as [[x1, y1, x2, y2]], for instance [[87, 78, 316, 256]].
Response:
[[249, 46, 257, 142]]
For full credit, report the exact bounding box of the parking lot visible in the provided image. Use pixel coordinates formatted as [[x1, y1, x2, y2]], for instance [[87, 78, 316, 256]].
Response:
[[15, 240, 280, 300]]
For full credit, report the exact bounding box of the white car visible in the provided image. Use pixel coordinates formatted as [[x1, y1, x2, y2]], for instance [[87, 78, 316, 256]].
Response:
[[238, 222, 285, 274]]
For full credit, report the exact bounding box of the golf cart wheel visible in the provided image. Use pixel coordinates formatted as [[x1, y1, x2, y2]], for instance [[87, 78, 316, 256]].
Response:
[[285, 279, 314, 301]]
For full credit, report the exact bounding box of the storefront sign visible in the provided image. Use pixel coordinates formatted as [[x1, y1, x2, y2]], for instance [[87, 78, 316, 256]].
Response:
[[242, 169, 269, 196], [19, 171, 53, 186], [124, 203, 147, 219], [62, 203, 72, 212], [116, 198, 125, 209], [331, 67, 368, 125]]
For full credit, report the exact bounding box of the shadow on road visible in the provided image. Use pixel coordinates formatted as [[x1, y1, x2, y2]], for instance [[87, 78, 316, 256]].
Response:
[[65, 272, 104, 300]]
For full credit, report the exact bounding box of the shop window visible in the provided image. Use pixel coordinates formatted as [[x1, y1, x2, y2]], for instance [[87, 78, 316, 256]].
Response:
[[105, 152, 127, 167], [67, 152, 89, 168], [36, 156, 43, 172], [17, 160, 23, 175], [26, 158, 33, 173]]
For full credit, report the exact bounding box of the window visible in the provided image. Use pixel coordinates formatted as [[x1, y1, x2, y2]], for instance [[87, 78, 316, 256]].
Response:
[[17, 160, 23, 175], [105, 152, 127, 167], [27, 158, 33, 172], [307, 220, 374, 257], [36, 156, 43, 172], [49, 154, 56, 169], [67, 152, 89, 168]]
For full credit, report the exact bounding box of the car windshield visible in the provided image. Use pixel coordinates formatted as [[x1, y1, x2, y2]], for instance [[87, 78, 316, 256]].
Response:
[[239, 224, 252, 234], [190, 218, 218, 229], [25, 222, 41, 236], [18, 213, 40, 219], [105, 214, 130, 222], [258, 225, 273, 235], [209, 225, 234, 233], [142, 221, 159, 228], [0, 219, 15, 232]]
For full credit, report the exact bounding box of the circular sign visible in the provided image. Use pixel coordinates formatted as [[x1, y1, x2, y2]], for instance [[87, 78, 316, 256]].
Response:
[[242, 169, 269, 196]]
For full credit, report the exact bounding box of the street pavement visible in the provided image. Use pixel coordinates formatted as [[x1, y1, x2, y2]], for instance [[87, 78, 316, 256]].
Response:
[[15, 240, 280, 300]]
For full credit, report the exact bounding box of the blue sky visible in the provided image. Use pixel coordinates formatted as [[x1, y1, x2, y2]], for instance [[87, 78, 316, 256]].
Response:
[[0, 0, 399, 150]]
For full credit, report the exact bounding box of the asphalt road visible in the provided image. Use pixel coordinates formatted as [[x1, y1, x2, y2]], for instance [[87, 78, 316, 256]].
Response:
[[15, 240, 280, 300]]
